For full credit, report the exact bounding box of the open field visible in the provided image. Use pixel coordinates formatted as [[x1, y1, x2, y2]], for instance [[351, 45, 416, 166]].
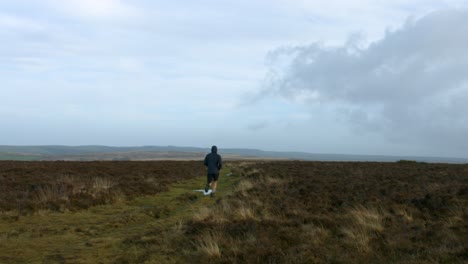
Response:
[[0, 161, 467, 263]]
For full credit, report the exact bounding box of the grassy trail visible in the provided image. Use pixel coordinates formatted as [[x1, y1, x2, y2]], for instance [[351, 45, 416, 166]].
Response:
[[0, 168, 237, 264]]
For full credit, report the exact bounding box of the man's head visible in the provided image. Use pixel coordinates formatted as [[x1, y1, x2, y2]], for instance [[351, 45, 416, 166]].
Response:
[[211, 145, 218, 153]]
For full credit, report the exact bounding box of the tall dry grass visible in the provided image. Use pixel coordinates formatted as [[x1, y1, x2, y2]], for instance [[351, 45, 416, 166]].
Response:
[[195, 232, 221, 259], [92, 177, 115, 192], [233, 202, 257, 221], [341, 206, 384, 253]]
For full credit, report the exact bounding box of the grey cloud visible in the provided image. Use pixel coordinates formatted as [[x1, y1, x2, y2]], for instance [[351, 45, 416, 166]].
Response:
[[264, 9, 468, 155]]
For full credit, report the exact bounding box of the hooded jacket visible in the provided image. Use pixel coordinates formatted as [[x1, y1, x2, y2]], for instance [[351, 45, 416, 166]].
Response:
[[204, 146, 222, 174]]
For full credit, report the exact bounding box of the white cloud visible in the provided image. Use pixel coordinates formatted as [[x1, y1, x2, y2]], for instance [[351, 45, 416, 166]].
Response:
[[262, 9, 468, 155]]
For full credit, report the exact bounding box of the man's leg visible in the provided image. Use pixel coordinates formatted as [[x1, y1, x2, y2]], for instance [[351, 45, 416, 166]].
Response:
[[210, 181, 217, 198], [211, 181, 218, 192], [210, 173, 219, 197], [205, 174, 212, 192]]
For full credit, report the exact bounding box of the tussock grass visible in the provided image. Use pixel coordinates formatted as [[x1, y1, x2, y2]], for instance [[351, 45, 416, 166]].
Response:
[[172, 220, 186, 235], [342, 226, 373, 253], [264, 175, 285, 185], [301, 224, 330, 246], [233, 203, 257, 220], [444, 205, 465, 228], [192, 206, 212, 222], [235, 179, 254, 192], [57, 175, 85, 194], [33, 185, 70, 204], [342, 206, 384, 253], [349, 206, 384, 232], [195, 232, 222, 258], [92, 177, 115, 191]]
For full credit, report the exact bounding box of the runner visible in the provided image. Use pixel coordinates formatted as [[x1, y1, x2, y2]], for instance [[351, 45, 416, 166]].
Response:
[[203, 145, 222, 198]]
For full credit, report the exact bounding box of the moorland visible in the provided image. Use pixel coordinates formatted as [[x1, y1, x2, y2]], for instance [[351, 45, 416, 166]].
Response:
[[0, 160, 466, 263]]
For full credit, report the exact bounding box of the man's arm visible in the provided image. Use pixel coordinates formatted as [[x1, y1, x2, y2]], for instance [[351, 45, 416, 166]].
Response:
[[217, 155, 222, 170], [204, 155, 208, 167]]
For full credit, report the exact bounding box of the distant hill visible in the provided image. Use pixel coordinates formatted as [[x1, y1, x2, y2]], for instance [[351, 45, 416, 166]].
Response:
[[0, 145, 467, 163]]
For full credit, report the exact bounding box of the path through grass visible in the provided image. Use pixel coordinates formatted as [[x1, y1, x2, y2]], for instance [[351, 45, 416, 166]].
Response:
[[0, 167, 238, 263]]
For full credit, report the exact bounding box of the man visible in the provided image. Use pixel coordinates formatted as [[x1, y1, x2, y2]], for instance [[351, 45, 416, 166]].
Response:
[[204, 145, 222, 198]]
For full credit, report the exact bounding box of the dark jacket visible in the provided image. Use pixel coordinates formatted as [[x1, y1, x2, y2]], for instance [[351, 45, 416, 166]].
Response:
[[204, 146, 222, 174]]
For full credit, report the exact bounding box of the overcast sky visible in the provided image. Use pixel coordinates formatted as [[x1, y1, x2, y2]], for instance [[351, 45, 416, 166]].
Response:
[[1, 0, 468, 158]]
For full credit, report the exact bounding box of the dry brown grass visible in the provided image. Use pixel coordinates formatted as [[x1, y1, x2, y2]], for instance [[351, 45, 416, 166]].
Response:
[[92, 177, 115, 192], [195, 232, 221, 259], [301, 224, 330, 246], [444, 205, 465, 229], [234, 179, 254, 197], [192, 206, 212, 222], [349, 206, 384, 232], [33, 185, 69, 204], [172, 220, 186, 235], [233, 203, 257, 220], [342, 226, 373, 253], [264, 175, 285, 185]]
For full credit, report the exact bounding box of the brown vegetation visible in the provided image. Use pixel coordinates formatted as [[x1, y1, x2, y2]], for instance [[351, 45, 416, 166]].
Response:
[[0, 160, 467, 263], [177, 161, 468, 263], [0, 161, 205, 214]]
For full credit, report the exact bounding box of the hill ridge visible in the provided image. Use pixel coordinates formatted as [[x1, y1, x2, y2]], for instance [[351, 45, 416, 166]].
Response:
[[1, 145, 467, 163]]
